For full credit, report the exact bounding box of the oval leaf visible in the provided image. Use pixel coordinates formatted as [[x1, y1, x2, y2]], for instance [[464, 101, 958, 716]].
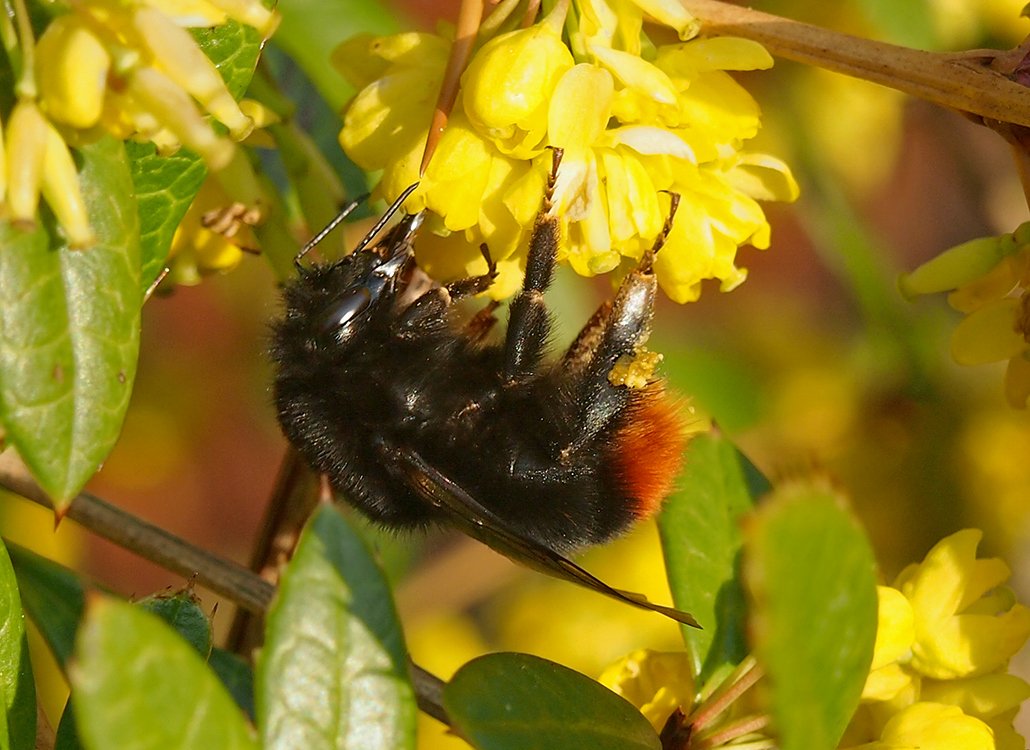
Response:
[[54, 702, 83, 750], [444, 653, 660, 750], [6, 542, 85, 670], [71, 597, 257, 750], [256, 504, 415, 750], [743, 480, 877, 750], [0, 540, 34, 750], [0, 136, 140, 510], [658, 431, 768, 681]]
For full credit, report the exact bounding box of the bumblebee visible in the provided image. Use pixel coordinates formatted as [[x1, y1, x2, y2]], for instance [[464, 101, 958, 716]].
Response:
[[271, 154, 695, 624]]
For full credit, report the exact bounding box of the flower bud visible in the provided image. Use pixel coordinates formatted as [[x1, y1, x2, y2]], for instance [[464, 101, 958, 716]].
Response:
[[40, 123, 94, 248], [36, 15, 111, 129], [132, 7, 253, 140], [462, 11, 573, 157], [6, 100, 49, 225], [126, 68, 234, 170], [899, 235, 1011, 299]]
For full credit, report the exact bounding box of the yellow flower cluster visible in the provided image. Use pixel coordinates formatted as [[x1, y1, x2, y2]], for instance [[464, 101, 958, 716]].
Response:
[[597, 530, 1029, 750], [337, 0, 797, 302], [899, 223, 1030, 408], [3, 0, 277, 247], [841, 529, 1030, 750]]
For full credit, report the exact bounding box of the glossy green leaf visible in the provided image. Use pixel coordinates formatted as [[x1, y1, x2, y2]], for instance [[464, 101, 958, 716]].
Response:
[[129, 144, 206, 291], [136, 589, 212, 656], [6, 542, 84, 671], [71, 597, 257, 750], [444, 653, 659, 750], [0, 541, 34, 750], [257, 504, 415, 750], [0, 137, 140, 511], [658, 431, 769, 681], [132, 21, 263, 289], [275, 0, 398, 111], [743, 481, 877, 750]]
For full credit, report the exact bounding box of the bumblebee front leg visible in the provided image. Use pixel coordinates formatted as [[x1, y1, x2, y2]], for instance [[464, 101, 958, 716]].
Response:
[[392, 243, 498, 339], [502, 149, 562, 385]]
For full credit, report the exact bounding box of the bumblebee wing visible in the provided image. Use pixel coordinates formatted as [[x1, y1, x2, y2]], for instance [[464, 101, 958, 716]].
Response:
[[386, 444, 699, 628]]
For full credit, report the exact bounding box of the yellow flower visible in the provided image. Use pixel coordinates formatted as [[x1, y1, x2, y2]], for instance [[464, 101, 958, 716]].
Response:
[[843, 702, 994, 750], [895, 529, 1030, 680], [166, 178, 258, 285], [900, 224, 1030, 408], [336, 0, 796, 302], [599, 649, 695, 731], [461, 1, 574, 158], [862, 586, 916, 702]]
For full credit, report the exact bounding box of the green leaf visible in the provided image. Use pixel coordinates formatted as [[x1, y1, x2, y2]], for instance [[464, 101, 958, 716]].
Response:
[[0, 137, 140, 511], [71, 597, 257, 750], [657, 431, 768, 682], [128, 144, 206, 291], [6, 542, 85, 671], [209, 648, 255, 721], [257, 504, 415, 750], [743, 481, 877, 750], [275, 0, 398, 111], [444, 653, 660, 750], [0, 540, 34, 750], [131, 20, 263, 290], [136, 589, 212, 657]]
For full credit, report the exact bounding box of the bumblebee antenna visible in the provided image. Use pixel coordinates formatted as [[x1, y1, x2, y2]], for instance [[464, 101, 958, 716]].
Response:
[[294, 195, 369, 269], [353, 182, 421, 254]]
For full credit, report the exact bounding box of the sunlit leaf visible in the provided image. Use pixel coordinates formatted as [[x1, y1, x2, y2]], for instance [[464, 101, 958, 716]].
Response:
[[0, 540, 34, 750], [743, 480, 877, 750], [257, 504, 415, 750], [658, 431, 768, 681], [0, 136, 140, 511], [71, 597, 257, 750]]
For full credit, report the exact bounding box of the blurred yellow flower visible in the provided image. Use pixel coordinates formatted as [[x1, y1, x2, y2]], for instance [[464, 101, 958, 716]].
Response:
[[842, 529, 1030, 749], [843, 702, 994, 750], [166, 178, 258, 285], [900, 224, 1030, 408], [598, 649, 695, 731], [895, 529, 1030, 680], [335, 0, 796, 302]]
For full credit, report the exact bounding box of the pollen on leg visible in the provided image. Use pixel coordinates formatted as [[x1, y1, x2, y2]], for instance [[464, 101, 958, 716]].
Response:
[[610, 389, 688, 519]]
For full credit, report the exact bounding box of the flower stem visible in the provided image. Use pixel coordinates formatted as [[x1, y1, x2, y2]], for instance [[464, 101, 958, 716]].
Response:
[[681, 0, 1030, 129], [687, 655, 763, 732], [420, 0, 485, 175], [694, 713, 771, 749], [10, 0, 36, 98]]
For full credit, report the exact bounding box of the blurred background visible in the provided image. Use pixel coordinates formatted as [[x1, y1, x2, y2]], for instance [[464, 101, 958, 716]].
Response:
[[4, 0, 1030, 745]]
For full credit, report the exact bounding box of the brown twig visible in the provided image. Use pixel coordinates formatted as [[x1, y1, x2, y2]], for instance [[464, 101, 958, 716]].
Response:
[[681, 0, 1030, 129]]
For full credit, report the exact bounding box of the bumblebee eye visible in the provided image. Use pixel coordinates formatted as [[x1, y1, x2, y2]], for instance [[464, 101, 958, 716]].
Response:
[[319, 287, 372, 334]]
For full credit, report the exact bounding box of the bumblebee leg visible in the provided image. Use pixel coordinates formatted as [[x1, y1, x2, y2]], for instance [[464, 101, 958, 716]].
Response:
[[392, 245, 498, 340], [465, 300, 501, 343], [445, 243, 497, 299], [556, 195, 680, 454], [502, 149, 562, 384]]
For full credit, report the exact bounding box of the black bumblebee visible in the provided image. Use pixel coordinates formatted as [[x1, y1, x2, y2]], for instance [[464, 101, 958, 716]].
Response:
[[271, 153, 696, 625]]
